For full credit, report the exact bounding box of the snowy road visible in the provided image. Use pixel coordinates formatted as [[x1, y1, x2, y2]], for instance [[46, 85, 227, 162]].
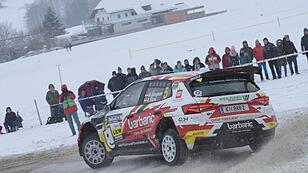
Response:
[[1, 108, 308, 173]]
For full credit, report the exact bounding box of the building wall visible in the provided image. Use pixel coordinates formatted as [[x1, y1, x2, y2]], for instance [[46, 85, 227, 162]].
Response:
[[113, 16, 151, 33]]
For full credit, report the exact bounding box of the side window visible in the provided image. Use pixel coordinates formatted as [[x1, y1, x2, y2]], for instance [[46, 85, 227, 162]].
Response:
[[113, 82, 146, 109], [143, 81, 172, 104]]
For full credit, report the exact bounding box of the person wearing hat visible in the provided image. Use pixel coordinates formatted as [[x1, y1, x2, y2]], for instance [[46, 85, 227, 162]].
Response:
[[230, 46, 240, 66], [276, 39, 288, 77], [174, 61, 187, 73], [253, 40, 269, 81], [240, 41, 254, 65], [139, 65, 152, 79], [301, 28, 308, 60], [117, 67, 128, 87], [46, 84, 60, 119], [283, 35, 299, 75], [3, 107, 18, 133], [263, 37, 281, 79], [222, 47, 232, 69], [58, 84, 80, 136], [205, 47, 221, 70]]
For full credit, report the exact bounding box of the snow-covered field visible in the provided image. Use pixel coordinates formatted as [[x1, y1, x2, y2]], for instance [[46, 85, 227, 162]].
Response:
[[0, 0, 308, 167]]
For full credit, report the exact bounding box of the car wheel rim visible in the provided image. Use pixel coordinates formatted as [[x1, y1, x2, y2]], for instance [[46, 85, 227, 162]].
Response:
[[162, 135, 176, 163], [84, 140, 105, 165]]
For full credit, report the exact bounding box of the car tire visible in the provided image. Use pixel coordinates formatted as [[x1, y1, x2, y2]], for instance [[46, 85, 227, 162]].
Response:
[[249, 140, 264, 152], [161, 129, 188, 166], [81, 134, 114, 169]]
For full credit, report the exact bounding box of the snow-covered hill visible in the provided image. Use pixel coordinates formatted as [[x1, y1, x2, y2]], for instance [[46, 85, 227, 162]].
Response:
[[0, 0, 308, 167]]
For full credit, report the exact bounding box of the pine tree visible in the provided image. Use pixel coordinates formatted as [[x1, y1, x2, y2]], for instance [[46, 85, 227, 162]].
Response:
[[42, 7, 66, 38]]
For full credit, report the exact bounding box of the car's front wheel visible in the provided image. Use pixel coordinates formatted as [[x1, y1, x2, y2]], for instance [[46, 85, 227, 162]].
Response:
[[81, 134, 114, 169], [161, 129, 188, 166]]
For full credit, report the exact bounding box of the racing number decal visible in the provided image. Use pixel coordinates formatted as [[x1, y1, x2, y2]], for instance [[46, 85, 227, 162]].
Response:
[[103, 126, 115, 150]]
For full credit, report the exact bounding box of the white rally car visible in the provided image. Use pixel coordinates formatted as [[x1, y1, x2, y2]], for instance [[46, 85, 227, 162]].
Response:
[[78, 66, 278, 169]]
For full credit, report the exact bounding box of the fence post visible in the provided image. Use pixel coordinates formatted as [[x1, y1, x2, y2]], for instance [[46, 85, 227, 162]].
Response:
[[277, 17, 281, 27], [211, 31, 216, 42], [129, 48, 132, 59], [34, 99, 43, 126], [57, 64, 63, 85]]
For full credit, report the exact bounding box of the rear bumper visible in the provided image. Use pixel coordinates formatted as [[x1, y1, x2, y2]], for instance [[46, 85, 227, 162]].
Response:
[[192, 127, 275, 151]]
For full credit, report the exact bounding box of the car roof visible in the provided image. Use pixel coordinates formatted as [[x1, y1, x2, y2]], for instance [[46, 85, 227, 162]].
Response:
[[142, 66, 261, 82]]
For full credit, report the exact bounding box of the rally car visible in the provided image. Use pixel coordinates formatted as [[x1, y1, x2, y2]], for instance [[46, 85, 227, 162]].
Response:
[[78, 66, 278, 169]]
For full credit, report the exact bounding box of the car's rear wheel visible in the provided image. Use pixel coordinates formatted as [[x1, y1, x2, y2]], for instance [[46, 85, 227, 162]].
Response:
[[82, 134, 114, 169], [161, 129, 188, 166]]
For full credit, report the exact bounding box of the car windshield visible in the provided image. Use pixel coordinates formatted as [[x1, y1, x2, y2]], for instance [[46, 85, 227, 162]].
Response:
[[189, 79, 260, 97]]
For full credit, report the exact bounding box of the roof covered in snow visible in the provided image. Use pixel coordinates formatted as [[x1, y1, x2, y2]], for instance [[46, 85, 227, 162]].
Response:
[[94, 0, 193, 14]]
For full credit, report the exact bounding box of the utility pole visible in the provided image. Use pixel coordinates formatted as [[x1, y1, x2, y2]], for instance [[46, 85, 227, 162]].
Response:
[[57, 64, 63, 85]]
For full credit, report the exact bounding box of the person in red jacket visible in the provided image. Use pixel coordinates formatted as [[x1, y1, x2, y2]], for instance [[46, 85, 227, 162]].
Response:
[[222, 47, 232, 68], [58, 84, 80, 135], [205, 47, 221, 70], [253, 40, 269, 81]]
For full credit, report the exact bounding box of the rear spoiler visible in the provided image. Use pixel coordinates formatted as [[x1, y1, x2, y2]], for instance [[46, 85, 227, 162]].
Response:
[[189, 66, 261, 82]]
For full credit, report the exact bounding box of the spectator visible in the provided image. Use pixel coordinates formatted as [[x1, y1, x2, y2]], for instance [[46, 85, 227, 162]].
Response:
[[192, 57, 205, 71], [154, 59, 163, 75], [149, 63, 156, 76], [78, 90, 94, 117], [276, 39, 288, 77], [108, 71, 125, 98], [139, 65, 152, 79], [162, 62, 173, 73], [222, 47, 232, 68], [16, 112, 23, 128], [117, 67, 128, 87], [3, 107, 18, 133], [0, 125, 3, 134], [240, 41, 254, 65], [46, 84, 60, 119], [301, 28, 308, 61], [93, 86, 107, 111], [174, 61, 187, 72], [126, 67, 139, 84], [184, 59, 193, 71], [205, 47, 221, 70], [283, 35, 299, 75], [58, 84, 81, 136], [253, 40, 269, 81], [230, 46, 240, 66], [263, 37, 281, 79]]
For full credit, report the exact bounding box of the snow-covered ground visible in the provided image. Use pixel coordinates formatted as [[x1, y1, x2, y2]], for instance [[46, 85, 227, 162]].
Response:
[[0, 0, 308, 163]]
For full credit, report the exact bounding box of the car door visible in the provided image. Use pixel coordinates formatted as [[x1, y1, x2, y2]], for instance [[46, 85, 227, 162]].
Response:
[[106, 81, 148, 152], [119, 80, 173, 154]]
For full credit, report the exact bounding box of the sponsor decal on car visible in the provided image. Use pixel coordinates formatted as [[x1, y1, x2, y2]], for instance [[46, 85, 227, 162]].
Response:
[[219, 95, 250, 102], [128, 115, 155, 130], [193, 90, 202, 97], [227, 121, 254, 130], [107, 114, 122, 124], [176, 89, 183, 99]]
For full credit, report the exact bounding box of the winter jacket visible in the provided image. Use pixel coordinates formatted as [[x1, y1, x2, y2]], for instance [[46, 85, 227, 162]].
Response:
[[283, 40, 298, 55], [139, 71, 152, 79], [154, 66, 163, 75], [192, 63, 205, 71], [126, 72, 139, 84], [184, 64, 193, 71], [276, 44, 287, 66], [93, 88, 107, 106], [253, 44, 264, 62], [46, 90, 59, 106], [301, 35, 308, 52], [230, 53, 240, 66], [58, 91, 78, 115], [222, 54, 232, 68], [162, 66, 173, 73], [240, 47, 254, 64], [117, 73, 128, 87], [205, 54, 221, 70], [174, 66, 187, 73], [78, 95, 94, 114], [4, 112, 18, 126], [263, 42, 277, 60], [108, 76, 126, 92]]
